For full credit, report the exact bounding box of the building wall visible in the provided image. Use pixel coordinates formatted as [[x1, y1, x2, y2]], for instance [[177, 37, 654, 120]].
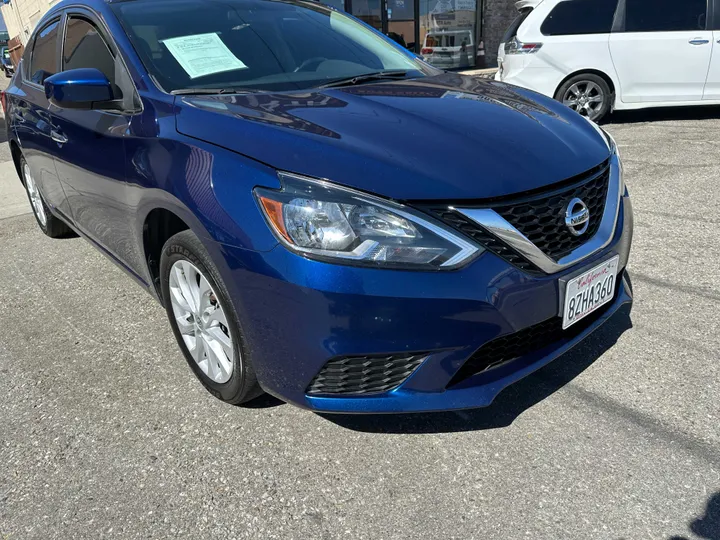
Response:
[[482, 0, 517, 66], [1, 0, 59, 46]]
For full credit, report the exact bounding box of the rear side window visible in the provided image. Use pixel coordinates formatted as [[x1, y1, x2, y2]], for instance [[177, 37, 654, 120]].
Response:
[[63, 17, 116, 85], [541, 0, 619, 36], [502, 8, 533, 43], [624, 0, 707, 32], [29, 19, 59, 84]]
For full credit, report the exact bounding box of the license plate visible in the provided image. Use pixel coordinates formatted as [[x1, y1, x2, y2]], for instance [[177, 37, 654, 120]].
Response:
[[562, 256, 619, 330]]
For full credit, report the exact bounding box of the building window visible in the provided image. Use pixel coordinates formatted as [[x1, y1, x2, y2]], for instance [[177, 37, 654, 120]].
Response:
[[321, 0, 345, 10], [420, 0, 476, 69]]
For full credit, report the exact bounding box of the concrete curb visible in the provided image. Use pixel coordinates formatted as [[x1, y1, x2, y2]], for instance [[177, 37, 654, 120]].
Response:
[[0, 160, 29, 220]]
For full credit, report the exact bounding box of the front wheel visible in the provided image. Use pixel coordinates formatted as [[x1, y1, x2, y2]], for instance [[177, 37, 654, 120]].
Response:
[[21, 157, 74, 238], [160, 230, 262, 405], [555, 74, 612, 123]]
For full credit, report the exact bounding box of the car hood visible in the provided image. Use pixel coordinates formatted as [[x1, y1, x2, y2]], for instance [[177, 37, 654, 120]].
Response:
[[175, 73, 611, 201]]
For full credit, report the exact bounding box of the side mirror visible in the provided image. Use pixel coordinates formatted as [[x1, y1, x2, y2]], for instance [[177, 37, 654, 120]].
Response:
[[44, 68, 115, 110]]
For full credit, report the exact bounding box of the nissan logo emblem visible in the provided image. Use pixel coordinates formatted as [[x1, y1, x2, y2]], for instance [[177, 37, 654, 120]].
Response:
[[565, 198, 590, 236]]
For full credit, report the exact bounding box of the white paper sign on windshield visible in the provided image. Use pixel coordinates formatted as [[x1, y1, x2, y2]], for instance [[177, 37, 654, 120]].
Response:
[[162, 33, 247, 79]]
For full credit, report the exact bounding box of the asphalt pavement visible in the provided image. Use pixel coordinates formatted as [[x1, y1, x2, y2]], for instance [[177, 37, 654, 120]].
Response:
[[1, 78, 719, 539]]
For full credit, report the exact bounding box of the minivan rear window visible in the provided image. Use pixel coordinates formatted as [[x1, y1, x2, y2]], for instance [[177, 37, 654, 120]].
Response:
[[541, 0, 619, 36], [502, 8, 533, 43]]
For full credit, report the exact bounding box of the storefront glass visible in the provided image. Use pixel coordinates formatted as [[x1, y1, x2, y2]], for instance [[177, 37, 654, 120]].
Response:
[[387, 0, 417, 51], [322, 0, 478, 70], [352, 0, 383, 29], [419, 0, 477, 69], [322, 0, 346, 10]]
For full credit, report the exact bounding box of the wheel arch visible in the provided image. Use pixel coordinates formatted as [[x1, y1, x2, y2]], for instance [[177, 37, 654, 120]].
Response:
[[10, 139, 24, 184], [142, 207, 191, 301], [554, 69, 618, 108]]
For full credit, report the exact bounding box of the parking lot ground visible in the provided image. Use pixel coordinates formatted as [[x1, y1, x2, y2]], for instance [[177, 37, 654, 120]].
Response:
[[1, 104, 719, 539]]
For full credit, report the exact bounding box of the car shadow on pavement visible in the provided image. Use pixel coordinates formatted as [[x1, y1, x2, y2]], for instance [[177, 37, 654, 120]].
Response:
[[243, 393, 286, 409], [321, 305, 633, 434], [669, 491, 720, 540], [605, 105, 720, 125]]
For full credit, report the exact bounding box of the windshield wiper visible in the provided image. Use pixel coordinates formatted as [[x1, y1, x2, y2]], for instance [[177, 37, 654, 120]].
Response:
[[170, 87, 256, 95], [319, 70, 413, 89]]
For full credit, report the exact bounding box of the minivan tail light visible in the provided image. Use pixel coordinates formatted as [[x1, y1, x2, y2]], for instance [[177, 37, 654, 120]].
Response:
[[421, 47, 433, 54], [505, 37, 542, 55]]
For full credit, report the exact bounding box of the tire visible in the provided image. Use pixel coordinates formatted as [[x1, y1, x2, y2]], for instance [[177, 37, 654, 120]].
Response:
[[160, 230, 262, 405], [20, 156, 74, 238], [555, 73, 612, 123]]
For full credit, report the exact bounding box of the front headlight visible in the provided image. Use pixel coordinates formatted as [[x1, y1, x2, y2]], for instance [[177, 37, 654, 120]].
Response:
[[255, 172, 482, 269], [582, 116, 625, 191], [581, 114, 618, 156]]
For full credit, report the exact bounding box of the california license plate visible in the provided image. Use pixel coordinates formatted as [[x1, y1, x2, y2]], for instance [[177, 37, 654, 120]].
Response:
[[562, 256, 619, 330]]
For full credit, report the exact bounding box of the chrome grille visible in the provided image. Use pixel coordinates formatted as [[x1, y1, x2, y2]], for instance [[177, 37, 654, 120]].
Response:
[[494, 165, 610, 260], [424, 160, 612, 273]]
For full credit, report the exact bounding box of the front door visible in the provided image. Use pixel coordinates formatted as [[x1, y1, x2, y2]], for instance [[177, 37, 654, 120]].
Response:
[[609, 0, 712, 103], [705, 33, 720, 99], [50, 13, 138, 265], [16, 18, 74, 219], [703, 1, 720, 99]]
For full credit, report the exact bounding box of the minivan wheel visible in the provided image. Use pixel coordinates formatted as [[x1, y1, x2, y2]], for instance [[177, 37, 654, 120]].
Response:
[[21, 157, 74, 238], [555, 74, 612, 122], [160, 230, 262, 405]]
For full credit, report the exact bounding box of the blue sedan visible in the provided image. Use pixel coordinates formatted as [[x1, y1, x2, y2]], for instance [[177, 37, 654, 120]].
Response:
[[2, 0, 633, 413]]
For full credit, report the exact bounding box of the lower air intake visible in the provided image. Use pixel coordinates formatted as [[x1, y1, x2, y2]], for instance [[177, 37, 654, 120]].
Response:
[[447, 272, 623, 388], [306, 353, 428, 395]]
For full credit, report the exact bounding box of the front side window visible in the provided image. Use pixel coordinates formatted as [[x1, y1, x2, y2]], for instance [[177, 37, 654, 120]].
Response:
[[29, 19, 60, 84], [541, 0, 619, 36], [111, 0, 430, 93], [624, 0, 707, 33], [63, 17, 116, 86]]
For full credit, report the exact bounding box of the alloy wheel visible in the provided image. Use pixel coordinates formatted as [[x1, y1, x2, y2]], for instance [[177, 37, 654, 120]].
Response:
[[168, 260, 235, 383], [24, 164, 47, 227], [563, 81, 605, 121]]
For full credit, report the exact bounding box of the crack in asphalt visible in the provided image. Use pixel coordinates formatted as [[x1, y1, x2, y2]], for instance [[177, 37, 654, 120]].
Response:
[[631, 272, 720, 303]]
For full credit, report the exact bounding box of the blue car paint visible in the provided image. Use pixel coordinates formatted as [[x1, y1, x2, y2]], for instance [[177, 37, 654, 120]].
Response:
[[218, 188, 633, 411], [175, 76, 612, 201], [5, 0, 633, 413], [44, 68, 116, 106]]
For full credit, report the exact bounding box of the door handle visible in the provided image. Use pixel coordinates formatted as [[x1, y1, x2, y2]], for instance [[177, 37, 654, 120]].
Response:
[[689, 38, 710, 45], [51, 129, 68, 144]]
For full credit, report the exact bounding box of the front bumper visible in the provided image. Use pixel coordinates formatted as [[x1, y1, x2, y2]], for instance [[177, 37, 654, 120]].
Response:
[[216, 192, 633, 413]]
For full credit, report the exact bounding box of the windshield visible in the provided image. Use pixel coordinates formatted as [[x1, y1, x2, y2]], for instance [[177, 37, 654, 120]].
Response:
[[111, 0, 432, 93]]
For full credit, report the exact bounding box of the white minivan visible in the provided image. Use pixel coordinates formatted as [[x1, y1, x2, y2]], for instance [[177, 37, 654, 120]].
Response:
[[496, 0, 718, 121]]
